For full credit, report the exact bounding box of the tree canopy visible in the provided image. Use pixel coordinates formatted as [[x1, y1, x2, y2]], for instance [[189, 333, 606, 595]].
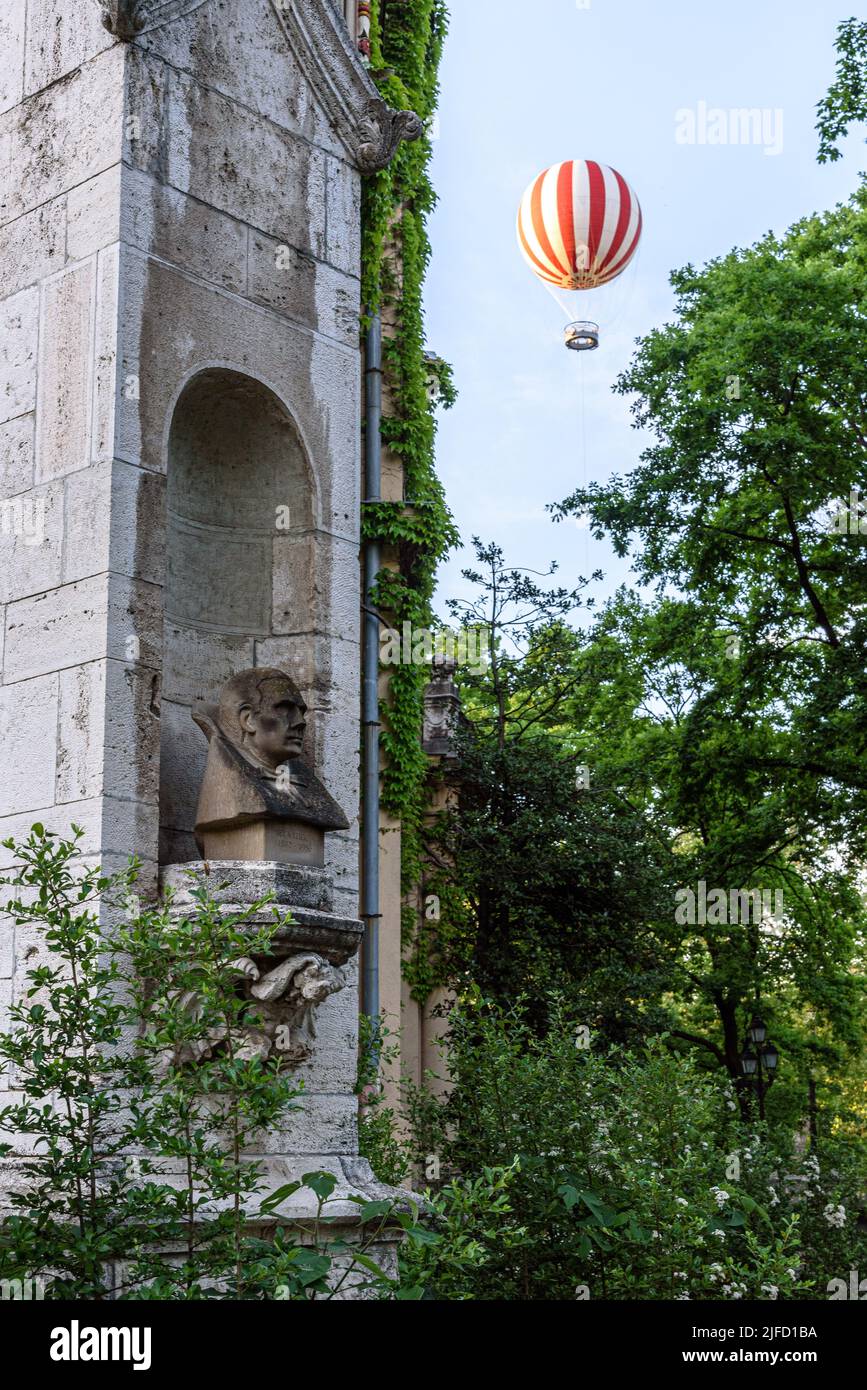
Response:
[[427, 184, 867, 1124]]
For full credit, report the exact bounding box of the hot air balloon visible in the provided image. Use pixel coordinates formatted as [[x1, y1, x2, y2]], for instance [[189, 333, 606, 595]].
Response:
[[517, 160, 643, 350]]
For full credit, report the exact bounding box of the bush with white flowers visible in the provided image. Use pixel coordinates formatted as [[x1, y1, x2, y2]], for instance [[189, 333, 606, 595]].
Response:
[[397, 1001, 867, 1300]]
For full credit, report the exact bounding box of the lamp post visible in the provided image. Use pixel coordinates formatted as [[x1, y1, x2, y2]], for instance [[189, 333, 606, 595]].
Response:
[[740, 1015, 778, 1121]]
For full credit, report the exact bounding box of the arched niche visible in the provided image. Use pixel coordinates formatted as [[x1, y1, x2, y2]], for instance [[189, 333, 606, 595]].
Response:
[[159, 369, 316, 865]]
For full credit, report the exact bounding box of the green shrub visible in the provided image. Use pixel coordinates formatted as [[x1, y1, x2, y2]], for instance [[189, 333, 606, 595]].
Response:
[[400, 1002, 867, 1300], [0, 827, 421, 1301]]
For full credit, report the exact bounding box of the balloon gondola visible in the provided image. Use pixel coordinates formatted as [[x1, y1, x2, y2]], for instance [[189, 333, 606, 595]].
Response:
[[564, 321, 599, 352], [517, 159, 642, 351]]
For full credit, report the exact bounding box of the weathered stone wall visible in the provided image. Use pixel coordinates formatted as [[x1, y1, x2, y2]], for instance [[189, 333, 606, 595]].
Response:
[[0, 0, 390, 1161], [1, 7, 127, 1091], [120, 0, 365, 921]]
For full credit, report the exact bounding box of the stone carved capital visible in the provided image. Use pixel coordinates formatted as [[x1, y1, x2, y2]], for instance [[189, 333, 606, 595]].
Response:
[[273, 1, 423, 172], [422, 662, 462, 758]]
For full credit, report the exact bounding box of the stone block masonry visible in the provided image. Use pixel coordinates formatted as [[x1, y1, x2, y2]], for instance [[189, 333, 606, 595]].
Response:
[[0, 0, 423, 1260]]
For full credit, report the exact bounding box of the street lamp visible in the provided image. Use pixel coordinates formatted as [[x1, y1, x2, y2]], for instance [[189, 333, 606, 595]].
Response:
[[747, 1016, 767, 1045], [740, 1015, 778, 1121], [762, 1041, 779, 1075]]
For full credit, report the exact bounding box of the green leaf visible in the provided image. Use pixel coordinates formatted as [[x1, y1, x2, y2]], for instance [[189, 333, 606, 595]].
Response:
[[354, 1199, 395, 1222], [345, 1251, 392, 1283], [301, 1171, 338, 1202], [404, 1223, 440, 1247], [577, 1190, 622, 1228], [259, 1182, 302, 1215]]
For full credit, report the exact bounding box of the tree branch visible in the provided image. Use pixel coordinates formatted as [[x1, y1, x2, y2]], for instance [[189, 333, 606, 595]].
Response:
[[670, 1029, 726, 1065]]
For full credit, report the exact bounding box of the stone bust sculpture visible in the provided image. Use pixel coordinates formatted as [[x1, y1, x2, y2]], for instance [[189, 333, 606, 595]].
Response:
[[193, 668, 349, 865]]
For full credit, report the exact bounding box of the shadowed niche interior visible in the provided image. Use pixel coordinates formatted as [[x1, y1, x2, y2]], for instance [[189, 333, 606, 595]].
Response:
[[159, 369, 315, 866]]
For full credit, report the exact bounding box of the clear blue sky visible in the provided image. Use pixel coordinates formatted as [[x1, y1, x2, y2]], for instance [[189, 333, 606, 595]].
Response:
[[425, 0, 866, 616]]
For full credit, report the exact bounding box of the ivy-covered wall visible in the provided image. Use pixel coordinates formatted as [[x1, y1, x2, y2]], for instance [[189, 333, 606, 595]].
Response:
[[361, 0, 457, 980]]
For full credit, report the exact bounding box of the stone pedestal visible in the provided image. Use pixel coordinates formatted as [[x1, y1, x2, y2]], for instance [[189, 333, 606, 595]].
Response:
[[161, 859, 363, 971], [199, 821, 325, 867], [159, 860, 414, 1287]]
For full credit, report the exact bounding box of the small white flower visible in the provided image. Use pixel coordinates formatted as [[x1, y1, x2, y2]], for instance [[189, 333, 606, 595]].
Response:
[[674, 1271, 687, 1279], [762, 1284, 779, 1300], [676, 1292, 691, 1300], [675, 1197, 688, 1207], [710, 1186, 731, 1208], [823, 1203, 846, 1229]]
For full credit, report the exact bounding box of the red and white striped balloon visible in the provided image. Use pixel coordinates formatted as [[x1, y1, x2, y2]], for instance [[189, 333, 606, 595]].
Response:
[[517, 160, 642, 291]]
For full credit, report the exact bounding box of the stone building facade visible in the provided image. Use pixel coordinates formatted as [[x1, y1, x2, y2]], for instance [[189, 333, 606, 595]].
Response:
[[0, 0, 425, 1224]]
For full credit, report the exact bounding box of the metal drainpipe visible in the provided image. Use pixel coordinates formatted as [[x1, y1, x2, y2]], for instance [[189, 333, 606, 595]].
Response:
[[361, 312, 383, 1028]]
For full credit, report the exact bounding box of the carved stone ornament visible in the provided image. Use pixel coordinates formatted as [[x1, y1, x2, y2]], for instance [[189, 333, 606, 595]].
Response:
[[97, 1, 209, 41], [97, 0, 144, 38], [272, 0, 424, 172], [170, 952, 349, 1069], [97, 0, 423, 172], [356, 99, 425, 175]]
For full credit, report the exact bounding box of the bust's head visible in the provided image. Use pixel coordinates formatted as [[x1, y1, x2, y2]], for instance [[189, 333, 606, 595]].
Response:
[[218, 669, 307, 772]]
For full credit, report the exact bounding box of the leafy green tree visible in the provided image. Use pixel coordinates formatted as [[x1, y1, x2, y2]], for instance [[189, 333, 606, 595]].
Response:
[[555, 186, 867, 845], [562, 593, 866, 1111], [550, 182, 867, 1113], [817, 16, 867, 162], [0, 829, 155, 1298], [414, 540, 674, 1036], [445, 537, 598, 748]]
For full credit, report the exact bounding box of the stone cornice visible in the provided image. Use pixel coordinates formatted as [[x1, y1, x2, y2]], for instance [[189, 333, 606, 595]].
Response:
[[96, 0, 422, 172], [271, 0, 423, 172]]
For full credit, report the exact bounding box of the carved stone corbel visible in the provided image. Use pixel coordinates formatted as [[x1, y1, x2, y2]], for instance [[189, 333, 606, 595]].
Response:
[[98, 1, 210, 40], [356, 98, 425, 174], [168, 952, 348, 1070]]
